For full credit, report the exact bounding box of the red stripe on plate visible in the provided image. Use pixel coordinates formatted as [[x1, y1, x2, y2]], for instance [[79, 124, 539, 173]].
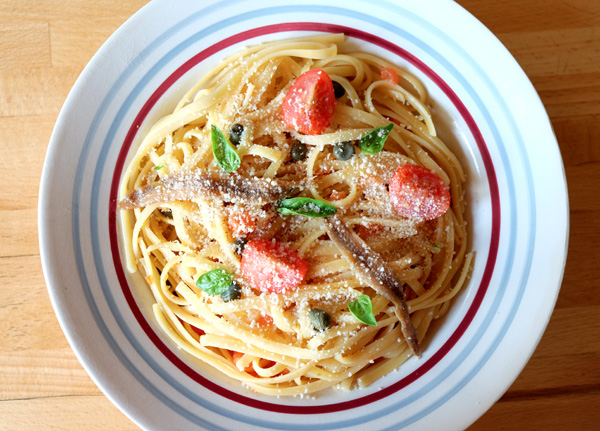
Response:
[[108, 22, 500, 414]]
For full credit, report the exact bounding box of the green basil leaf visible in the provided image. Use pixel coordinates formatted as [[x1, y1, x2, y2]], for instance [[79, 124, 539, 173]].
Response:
[[211, 124, 241, 172], [153, 163, 166, 170], [277, 197, 338, 217], [358, 124, 393, 154], [196, 268, 233, 295], [348, 294, 377, 326]]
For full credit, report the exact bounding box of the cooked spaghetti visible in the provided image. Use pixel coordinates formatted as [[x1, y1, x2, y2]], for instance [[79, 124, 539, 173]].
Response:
[[118, 33, 472, 396]]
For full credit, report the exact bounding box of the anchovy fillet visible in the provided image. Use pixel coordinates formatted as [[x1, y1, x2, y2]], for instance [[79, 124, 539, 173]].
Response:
[[119, 170, 303, 209], [324, 214, 420, 356]]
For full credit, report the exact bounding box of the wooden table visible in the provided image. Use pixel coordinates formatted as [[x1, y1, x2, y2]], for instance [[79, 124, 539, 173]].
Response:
[[1, 0, 598, 429]]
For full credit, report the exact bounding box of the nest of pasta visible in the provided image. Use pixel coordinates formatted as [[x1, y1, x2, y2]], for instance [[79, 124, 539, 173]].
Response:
[[118, 34, 472, 396]]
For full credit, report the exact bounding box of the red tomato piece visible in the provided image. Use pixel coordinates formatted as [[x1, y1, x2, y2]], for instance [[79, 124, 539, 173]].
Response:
[[329, 190, 348, 201], [189, 325, 205, 337], [281, 69, 335, 135], [389, 165, 451, 220], [255, 314, 274, 328], [231, 351, 254, 372], [380, 67, 399, 85], [231, 350, 244, 363], [240, 239, 308, 293], [228, 209, 256, 236]]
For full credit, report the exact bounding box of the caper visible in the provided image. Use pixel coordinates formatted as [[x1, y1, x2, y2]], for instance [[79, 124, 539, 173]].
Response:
[[229, 123, 244, 146], [309, 308, 332, 332], [333, 141, 355, 161], [291, 140, 308, 161], [158, 208, 173, 218], [232, 237, 248, 255], [221, 281, 242, 302], [332, 81, 345, 98]]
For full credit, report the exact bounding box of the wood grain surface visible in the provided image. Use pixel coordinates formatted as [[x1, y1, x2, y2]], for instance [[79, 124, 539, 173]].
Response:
[[1, 0, 598, 429]]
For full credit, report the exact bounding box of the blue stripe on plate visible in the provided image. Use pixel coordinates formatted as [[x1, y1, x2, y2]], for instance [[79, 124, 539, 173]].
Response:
[[71, 1, 535, 429]]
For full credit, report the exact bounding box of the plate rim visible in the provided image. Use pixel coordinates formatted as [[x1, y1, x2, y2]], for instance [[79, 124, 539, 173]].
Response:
[[38, 1, 569, 430]]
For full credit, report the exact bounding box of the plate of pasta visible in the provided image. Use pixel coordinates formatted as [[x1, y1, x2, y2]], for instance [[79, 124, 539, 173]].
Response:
[[39, 0, 568, 430]]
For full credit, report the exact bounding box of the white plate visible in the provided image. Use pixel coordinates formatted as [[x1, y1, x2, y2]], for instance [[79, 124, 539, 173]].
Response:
[[39, 1, 569, 430]]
